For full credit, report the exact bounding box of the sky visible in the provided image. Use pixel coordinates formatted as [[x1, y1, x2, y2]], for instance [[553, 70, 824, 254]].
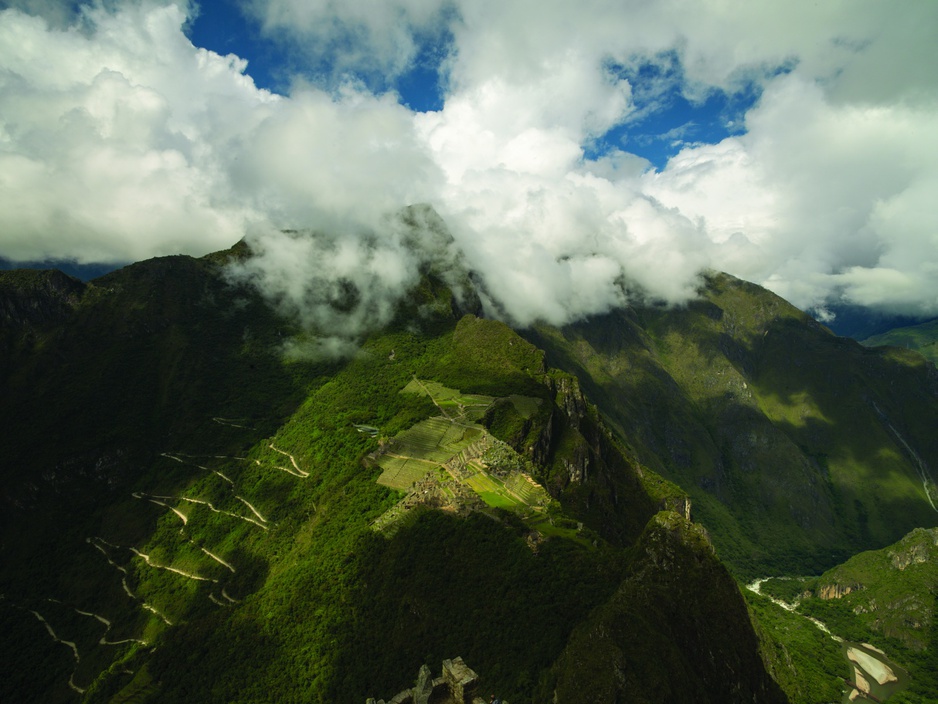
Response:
[[1, 0, 937, 336]]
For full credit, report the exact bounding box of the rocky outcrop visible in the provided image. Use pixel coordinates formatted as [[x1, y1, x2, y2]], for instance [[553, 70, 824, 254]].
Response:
[[366, 657, 488, 704], [888, 527, 938, 570], [818, 583, 861, 600], [503, 370, 689, 547], [550, 511, 787, 704], [0, 268, 85, 328]]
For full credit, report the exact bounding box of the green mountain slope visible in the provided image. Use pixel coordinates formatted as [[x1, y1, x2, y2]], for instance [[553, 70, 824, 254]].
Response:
[[755, 526, 938, 703], [524, 273, 938, 577], [5, 243, 938, 703], [552, 511, 787, 704], [863, 319, 938, 366], [0, 251, 783, 703]]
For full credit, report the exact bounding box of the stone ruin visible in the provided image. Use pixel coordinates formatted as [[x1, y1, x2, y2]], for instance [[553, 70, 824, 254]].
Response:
[[366, 657, 504, 704]]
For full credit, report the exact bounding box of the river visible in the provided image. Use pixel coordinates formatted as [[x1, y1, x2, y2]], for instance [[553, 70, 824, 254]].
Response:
[[746, 579, 911, 703], [841, 641, 909, 703]]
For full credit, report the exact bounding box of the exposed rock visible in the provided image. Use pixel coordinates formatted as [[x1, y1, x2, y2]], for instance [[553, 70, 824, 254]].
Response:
[[818, 583, 860, 600], [0, 268, 85, 328], [888, 528, 937, 570], [847, 647, 898, 685], [367, 657, 483, 704]]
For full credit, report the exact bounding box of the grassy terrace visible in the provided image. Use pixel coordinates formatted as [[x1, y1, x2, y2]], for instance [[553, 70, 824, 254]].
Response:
[[373, 380, 554, 530], [401, 378, 494, 421], [376, 417, 483, 490]]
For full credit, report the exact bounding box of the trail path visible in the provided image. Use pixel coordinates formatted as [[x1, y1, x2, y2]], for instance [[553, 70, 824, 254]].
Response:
[[25, 608, 85, 693], [89, 538, 173, 625], [160, 453, 269, 522], [133, 492, 189, 524], [268, 443, 309, 477], [127, 547, 217, 582], [72, 606, 148, 646], [162, 452, 234, 485], [200, 547, 235, 573], [412, 376, 451, 419], [133, 491, 267, 530], [384, 453, 441, 466], [212, 417, 252, 429]]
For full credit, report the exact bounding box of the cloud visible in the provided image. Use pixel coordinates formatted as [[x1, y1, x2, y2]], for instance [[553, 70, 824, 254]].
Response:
[[242, 0, 452, 82], [0, 2, 270, 263], [225, 205, 471, 358], [2, 0, 938, 336], [232, 83, 440, 234], [647, 74, 938, 316]]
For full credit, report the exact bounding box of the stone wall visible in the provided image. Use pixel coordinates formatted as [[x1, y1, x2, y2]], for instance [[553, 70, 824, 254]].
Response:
[[366, 657, 497, 704]]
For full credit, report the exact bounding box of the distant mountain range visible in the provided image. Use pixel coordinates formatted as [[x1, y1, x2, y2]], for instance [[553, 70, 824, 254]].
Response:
[[1, 230, 936, 703], [862, 319, 938, 367]]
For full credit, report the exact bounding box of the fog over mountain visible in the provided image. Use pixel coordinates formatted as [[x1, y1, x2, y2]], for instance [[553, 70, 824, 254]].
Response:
[[2, 0, 937, 330]]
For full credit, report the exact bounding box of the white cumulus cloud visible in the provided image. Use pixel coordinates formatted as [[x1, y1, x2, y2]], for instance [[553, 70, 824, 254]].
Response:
[[2, 0, 938, 332]]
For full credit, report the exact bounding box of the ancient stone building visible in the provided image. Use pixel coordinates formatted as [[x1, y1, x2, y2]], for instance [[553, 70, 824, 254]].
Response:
[[366, 657, 500, 704]]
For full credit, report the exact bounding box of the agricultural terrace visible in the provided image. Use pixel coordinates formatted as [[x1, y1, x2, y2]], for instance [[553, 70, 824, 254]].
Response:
[[374, 380, 551, 529], [400, 378, 494, 422]]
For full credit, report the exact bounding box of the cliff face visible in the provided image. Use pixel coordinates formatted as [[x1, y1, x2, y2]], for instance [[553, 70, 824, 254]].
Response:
[[0, 268, 85, 328], [550, 511, 788, 704], [808, 526, 938, 652], [524, 273, 938, 577], [482, 362, 686, 548], [817, 583, 860, 600]]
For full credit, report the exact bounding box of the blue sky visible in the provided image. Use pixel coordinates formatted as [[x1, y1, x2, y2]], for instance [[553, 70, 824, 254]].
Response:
[[185, 1, 757, 169], [1, 0, 937, 326]]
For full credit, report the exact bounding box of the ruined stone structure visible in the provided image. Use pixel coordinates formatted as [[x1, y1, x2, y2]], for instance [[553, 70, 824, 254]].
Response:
[[366, 657, 498, 704]]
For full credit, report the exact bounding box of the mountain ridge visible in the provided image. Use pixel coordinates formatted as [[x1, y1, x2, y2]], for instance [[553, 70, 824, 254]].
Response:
[[2, 243, 937, 703]]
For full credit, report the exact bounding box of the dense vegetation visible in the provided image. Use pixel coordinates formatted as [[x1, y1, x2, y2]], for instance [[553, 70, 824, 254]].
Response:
[[863, 318, 938, 366], [3, 245, 938, 704], [0, 252, 719, 703], [524, 273, 938, 579], [795, 528, 938, 703], [552, 512, 788, 704]]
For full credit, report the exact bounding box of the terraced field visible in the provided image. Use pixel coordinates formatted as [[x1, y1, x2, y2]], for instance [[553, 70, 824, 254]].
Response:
[[401, 378, 494, 421], [376, 417, 483, 489], [502, 472, 550, 505], [374, 381, 556, 537]]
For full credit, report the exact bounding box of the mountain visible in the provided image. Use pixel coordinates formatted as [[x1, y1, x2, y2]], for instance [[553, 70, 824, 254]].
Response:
[[756, 525, 938, 703], [0, 256, 122, 283], [2, 237, 937, 703], [524, 274, 938, 577], [863, 319, 938, 367], [811, 303, 932, 341]]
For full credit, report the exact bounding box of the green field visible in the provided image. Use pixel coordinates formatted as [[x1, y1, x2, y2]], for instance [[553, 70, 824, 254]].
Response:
[[401, 378, 495, 421], [376, 381, 553, 520], [375, 456, 436, 490], [376, 412, 484, 489], [465, 471, 525, 509]]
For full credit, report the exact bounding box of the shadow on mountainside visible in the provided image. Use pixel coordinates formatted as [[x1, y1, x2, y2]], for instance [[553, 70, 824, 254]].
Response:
[[523, 290, 938, 577]]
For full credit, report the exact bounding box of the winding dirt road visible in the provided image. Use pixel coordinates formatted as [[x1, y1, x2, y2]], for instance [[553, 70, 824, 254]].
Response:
[[268, 443, 309, 478], [89, 538, 173, 625]]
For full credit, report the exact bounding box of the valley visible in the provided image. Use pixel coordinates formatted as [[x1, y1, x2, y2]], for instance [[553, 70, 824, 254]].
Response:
[[2, 252, 937, 703], [746, 579, 911, 702]]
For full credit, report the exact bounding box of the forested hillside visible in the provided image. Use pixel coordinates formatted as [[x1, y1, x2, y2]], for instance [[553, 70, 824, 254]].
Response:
[[2, 241, 937, 703]]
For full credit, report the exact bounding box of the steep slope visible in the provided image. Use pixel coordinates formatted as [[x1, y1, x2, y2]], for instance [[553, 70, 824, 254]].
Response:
[[524, 273, 938, 577], [789, 527, 938, 703], [7, 244, 938, 703], [0, 248, 772, 704], [863, 319, 938, 366], [550, 511, 787, 704]]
